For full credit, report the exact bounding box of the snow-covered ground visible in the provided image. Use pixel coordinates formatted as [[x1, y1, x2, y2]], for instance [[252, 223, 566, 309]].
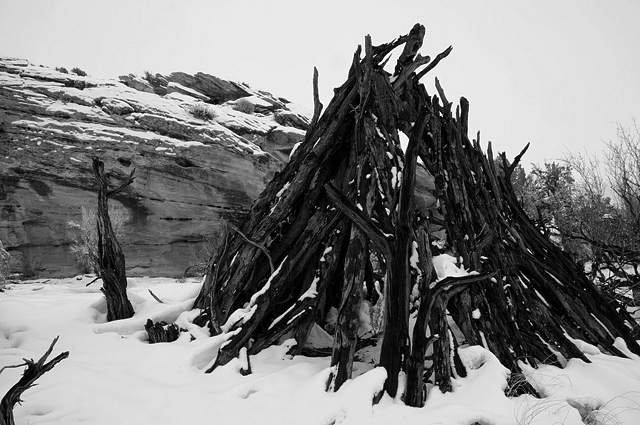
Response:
[[1, 276, 640, 425]]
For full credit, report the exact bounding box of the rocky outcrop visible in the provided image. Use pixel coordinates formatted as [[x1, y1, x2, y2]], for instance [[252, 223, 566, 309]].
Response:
[[165, 72, 251, 104], [0, 58, 309, 277]]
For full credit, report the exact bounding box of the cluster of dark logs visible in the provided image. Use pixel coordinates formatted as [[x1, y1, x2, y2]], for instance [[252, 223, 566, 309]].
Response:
[[145, 319, 181, 343], [189, 24, 640, 406], [92, 158, 135, 322], [3, 25, 639, 419]]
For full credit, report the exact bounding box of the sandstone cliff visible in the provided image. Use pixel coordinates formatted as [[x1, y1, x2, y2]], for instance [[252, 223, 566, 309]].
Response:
[[0, 58, 308, 277]]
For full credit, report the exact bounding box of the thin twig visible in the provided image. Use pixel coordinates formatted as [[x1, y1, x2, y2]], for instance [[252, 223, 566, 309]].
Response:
[[85, 276, 100, 287], [228, 223, 275, 275], [148, 289, 164, 304], [0, 363, 27, 376], [506, 143, 531, 179]]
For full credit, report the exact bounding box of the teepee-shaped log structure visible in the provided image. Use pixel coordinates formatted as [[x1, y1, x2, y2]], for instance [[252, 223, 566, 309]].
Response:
[[193, 24, 640, 405]]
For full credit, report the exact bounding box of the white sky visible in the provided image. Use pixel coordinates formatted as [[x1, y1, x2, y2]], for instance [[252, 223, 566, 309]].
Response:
[[1, 0, 639, 167]]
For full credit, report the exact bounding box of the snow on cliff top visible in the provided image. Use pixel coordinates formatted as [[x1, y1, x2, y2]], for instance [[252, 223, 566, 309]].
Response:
[[0, 57, 309, 157]]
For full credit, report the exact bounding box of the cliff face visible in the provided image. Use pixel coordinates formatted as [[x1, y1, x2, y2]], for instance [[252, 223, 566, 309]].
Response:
[[0, 58, 308, 277]]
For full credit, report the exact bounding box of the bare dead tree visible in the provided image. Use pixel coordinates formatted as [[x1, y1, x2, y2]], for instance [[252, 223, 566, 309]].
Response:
[[92, 158, 135, 321]]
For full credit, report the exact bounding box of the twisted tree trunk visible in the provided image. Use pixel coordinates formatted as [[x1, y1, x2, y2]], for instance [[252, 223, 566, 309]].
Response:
[[92, 158, 135, 321]]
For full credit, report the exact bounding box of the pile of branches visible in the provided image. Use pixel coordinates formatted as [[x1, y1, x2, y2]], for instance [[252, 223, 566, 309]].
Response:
[[191, 24, 640, 406]]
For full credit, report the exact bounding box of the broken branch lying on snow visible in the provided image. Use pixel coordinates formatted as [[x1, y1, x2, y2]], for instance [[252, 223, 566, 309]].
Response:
[[0, 337, 68, 425]]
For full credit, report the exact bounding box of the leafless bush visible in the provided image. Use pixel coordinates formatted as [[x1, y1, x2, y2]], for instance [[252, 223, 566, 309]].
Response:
[[562, 122, 640, 302], [184, 227, 228, 277], [21, 255, 42, 279], [67, 206, 128, 274], [605, 122, 640, 225]]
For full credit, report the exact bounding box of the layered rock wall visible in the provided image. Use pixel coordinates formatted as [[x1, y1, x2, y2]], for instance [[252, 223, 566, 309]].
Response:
[[0, 58, 308, 277]]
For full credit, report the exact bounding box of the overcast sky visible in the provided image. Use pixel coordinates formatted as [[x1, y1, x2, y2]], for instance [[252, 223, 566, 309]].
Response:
[[1, 0, 639, 168]]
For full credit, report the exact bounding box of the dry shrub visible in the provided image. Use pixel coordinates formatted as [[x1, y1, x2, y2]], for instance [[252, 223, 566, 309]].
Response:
[[188, 103, 217, 121], [233, 98, 255, 114], [67, 206, 128, 274], [71, 67, 87, 77]]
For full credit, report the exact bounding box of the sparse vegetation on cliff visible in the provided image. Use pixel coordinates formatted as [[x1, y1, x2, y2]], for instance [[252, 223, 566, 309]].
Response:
[[142, 70, 167, 87], [70, 67, 87, 77], [188, 103, 217, 121], [233, 98, 255, 114]]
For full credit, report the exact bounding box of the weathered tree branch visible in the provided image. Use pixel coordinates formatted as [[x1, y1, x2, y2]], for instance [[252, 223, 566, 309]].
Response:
[[0, 337, 68, 425]]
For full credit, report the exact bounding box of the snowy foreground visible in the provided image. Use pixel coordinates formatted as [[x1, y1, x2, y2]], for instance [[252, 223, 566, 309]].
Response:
[[1, 276, 640, 425]]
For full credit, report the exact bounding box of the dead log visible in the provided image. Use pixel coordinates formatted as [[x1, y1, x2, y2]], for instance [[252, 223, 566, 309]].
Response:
[[325, 226, 366, 391], [0, 337, 68, 425], [92, 158, 135, 321], [145, 319, 181, 343]]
